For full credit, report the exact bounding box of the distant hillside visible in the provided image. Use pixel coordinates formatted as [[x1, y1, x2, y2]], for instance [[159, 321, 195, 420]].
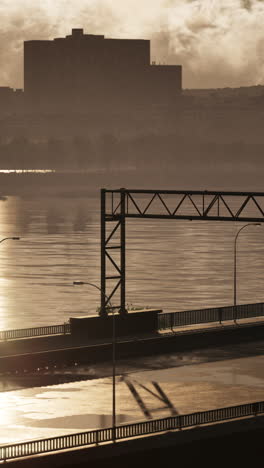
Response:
[[184, 85, 264, 98]]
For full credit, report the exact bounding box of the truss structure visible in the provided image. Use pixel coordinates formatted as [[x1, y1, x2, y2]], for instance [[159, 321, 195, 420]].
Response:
[[101, 189, 264, 315]]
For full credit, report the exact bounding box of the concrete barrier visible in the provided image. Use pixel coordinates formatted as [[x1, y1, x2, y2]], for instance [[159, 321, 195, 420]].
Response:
[[70, 309, 162, 339]]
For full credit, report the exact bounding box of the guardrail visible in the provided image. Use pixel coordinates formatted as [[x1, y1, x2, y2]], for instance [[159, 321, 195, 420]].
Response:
[[1, 302, 264, 342], [158, 302, 264, 330], [0, 323, 71, 341], [0, 401, 263, 462]]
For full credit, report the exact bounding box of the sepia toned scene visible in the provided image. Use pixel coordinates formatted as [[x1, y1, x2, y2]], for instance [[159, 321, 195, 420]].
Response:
[[0, 1, 264, 466]]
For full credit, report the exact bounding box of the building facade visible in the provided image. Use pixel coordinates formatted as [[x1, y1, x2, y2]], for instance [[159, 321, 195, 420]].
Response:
[[24, 28, 182, 110]]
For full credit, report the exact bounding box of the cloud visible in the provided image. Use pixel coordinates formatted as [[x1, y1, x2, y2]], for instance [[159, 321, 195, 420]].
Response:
[[1, 0, 264, 89], [152, 0, 264, 87]]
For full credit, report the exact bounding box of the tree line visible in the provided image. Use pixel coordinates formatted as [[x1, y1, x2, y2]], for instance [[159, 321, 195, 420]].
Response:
[[0, 134, 263, 170]]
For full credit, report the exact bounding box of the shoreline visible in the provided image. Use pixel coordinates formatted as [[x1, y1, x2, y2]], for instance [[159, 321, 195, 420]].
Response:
[[0, 170, 263, 197]]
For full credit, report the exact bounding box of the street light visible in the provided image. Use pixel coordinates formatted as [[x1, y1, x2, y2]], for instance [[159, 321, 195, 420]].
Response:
[[73, 280, 117, 441], [0, 237, 20, 244], [233, 223, 261, 323]]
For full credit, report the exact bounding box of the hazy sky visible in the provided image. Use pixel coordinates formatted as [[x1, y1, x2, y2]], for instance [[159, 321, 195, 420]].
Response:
[[1, 0, 264, 89]]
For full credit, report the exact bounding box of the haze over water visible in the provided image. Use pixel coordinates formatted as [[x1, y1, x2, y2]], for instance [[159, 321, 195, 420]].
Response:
[[0, 188, 263, 330]]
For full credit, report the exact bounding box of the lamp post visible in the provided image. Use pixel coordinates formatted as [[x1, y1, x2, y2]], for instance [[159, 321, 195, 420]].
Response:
[[0, 237, 20, 244], [73, 280, 116, 441], [233, 223, 261, 324]]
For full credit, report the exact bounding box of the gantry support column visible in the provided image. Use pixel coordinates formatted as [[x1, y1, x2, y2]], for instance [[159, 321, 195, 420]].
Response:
[[101, 188, 107, 315], [120, 188, 126, 314], [100, 188, 127, 315]]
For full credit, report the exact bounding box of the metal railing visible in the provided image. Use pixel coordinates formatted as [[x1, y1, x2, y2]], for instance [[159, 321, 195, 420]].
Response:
[[0, 401, 263, 462], [158, 302, 264, 330], [0, 323, 71, 341], [0, 302, 264, 342]]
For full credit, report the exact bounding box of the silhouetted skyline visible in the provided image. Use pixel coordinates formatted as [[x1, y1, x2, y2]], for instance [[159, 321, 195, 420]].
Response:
[[1, 1, 264, 90], [0, 16, 263, 188], [0, 28, 182, 112], [24, 28, 181, 110]]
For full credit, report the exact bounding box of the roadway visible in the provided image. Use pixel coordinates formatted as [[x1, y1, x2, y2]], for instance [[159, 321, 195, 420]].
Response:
[[0, 338, 264, 444]]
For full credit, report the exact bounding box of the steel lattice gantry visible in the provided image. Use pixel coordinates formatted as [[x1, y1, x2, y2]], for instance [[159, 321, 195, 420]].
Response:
[[101, 188, 264, 315]]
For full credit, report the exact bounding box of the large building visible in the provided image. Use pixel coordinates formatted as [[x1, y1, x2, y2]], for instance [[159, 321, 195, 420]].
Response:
[[0, 87, 23, 113], [24, 28, 182, 110]]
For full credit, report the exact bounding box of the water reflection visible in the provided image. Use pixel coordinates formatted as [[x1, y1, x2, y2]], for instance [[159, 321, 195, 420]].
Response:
[[46, 208, 64, 235], [73, 208, 91, 232], [0, 170, 54, 174]]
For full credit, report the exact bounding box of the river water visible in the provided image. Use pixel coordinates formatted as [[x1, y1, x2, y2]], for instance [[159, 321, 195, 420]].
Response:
[[0, 189, 263, 330]]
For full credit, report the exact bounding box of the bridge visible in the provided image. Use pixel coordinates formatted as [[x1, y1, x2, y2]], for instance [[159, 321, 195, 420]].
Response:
[[1, 401, 263, 465], [1, 188, 264, 465]]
